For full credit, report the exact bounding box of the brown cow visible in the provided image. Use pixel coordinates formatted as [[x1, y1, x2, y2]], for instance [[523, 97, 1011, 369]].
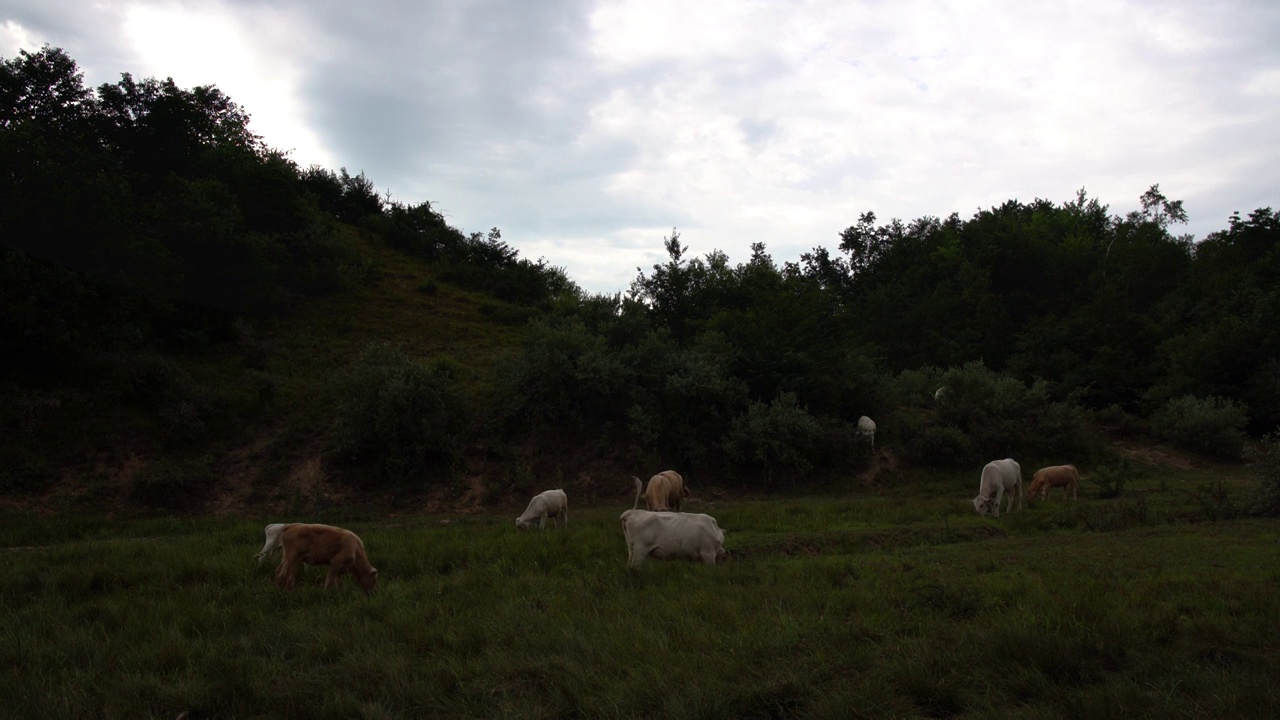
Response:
[[636, 470, 689, 511], [1026, 464, 1080, 502], [267, 523, 378, 592]]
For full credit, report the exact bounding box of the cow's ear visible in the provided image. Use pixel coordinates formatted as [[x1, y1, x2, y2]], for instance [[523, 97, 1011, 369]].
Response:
[[372, 568, 378, 574]]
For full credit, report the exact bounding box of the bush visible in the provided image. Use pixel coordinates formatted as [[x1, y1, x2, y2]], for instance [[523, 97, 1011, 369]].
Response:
[[129, 456, 216, 509], [496, 320, 632, 434], [1149, 395, 1249, 459], [1088, 460, 1133, 499], [896, 410, 972, 467], [893, 362, 1096, 468], [1249, 433, 1280, 516], [722, 393, 826, 485], [625, 333, 749, 470], [332, 342, 471, 486]]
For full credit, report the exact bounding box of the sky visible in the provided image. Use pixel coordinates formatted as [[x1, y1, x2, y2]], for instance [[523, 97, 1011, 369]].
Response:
[[4, 1, 1279, 294]]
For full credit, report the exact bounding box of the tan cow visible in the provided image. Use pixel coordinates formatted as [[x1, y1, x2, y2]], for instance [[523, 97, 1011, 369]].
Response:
[[262, 523, 378, 592], [1026, 464, 1080, 502], [638, 470, 689, 511]]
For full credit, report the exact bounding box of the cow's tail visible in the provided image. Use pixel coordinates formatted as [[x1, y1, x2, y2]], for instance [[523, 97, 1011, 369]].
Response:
[[630, 476, 643, 510], [257, 523, 287, 563]]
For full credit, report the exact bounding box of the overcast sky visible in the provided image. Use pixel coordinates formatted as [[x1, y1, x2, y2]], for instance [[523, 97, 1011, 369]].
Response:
[[5, 1, 1279, 293]]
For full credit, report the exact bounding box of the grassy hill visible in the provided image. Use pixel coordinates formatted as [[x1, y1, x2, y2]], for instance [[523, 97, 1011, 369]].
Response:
[[7, 222, 541, 516]]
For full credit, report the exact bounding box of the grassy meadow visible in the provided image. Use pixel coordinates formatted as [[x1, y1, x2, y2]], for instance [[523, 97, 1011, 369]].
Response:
[[3, 465, 1279, 719]]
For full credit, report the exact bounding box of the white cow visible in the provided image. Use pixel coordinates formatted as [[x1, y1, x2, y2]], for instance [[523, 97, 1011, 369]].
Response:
[[620, 478, 726, 569], [972, 458, 1023, 517], [857, 416, 877, 451], [257, 523, 288, 562], [516, 489, 569, 531]]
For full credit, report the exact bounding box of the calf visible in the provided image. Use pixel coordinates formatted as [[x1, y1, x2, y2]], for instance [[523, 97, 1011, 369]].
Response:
[[266, 523, 378, 592], [1026, 464, 1080, 502], [640, 470, 689, 512], [516, 489, 569, 530], [620, 478, 727, 569], [972, 458, 1023, 517]]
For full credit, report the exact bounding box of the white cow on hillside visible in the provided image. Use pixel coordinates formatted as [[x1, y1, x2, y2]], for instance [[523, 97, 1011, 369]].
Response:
[[516, 489, 569, 530], [857, 416, 876, 451], [972, 458, 1023, 517], [620, 478, 726, 569]]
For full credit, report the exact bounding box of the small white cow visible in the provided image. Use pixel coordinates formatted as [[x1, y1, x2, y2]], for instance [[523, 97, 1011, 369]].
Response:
[[972, 458, 1023, 517], [516, 489, 569, 531], [857, 415, 877, 451], [620, 478, 726, 569], [934, 386, 947, 402]]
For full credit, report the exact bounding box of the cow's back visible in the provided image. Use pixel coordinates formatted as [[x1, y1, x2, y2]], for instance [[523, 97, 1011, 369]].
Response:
[[644, 470, 684, 511]]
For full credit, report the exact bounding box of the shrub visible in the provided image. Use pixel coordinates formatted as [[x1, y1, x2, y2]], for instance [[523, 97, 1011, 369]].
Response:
[[1088, 460, 1132, 499], [893, 362, 1096, 468], [625, 333, 750, 469], [1249, 433, 1280, 516], [332, 342, 471, 486], [1149, 395, 1249, 459], [722, 393, 826, 485], [896, 410, 972, 467], [1093, 404, 1147, 437], [496, 319, 632, 435], [129, 456, 217, 509]]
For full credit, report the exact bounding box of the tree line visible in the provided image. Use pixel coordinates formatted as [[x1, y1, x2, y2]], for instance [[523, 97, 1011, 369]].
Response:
[[3, 47, 1277, 497]]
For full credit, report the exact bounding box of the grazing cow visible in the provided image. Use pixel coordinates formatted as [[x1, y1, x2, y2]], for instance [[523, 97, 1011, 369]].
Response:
[[857, 416, 877, 451], [972, 458, 1023, 517], [639, 470, 689, 512], [934, 386, 947, 402], [257, 522, 288, 563], [267, 523, 378, 592], [620, 478, 727, 569], [516, 489, 569, 530], [1026, 464, 1080, 502]]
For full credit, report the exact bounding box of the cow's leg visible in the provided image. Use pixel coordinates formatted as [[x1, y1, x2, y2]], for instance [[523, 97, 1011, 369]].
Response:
[[275, 548, 296, 589], [627, 540, 646, 569], [993, 485, 1004, 518], [277, 553, 302, 591]]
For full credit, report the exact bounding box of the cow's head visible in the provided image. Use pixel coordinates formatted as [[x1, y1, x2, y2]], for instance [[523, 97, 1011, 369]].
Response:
[[358, 567, 378, 592], [515, 517, 532, 531], [972, 495, 993, 516]]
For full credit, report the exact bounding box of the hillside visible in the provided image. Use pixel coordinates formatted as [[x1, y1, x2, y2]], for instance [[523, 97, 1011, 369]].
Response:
[[3, 47, 1278, 519]]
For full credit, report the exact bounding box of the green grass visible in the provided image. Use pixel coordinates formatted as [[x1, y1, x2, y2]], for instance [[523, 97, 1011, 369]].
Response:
[[3, 467, 1278, 719]]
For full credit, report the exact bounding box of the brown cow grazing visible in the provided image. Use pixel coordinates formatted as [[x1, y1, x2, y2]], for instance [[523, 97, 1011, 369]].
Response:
[[637, 470, 689, 511], [266, 523, 378, 592], [1026, 465, 1080, 502]]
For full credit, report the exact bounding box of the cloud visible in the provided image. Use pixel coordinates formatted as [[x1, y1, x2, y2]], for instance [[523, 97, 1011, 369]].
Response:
[[3, 0, 1278, 292]]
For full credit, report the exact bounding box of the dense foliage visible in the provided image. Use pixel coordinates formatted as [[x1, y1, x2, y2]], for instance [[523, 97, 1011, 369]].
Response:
[[3, 47, 1278, 497], [333, 343, 470, 485]]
